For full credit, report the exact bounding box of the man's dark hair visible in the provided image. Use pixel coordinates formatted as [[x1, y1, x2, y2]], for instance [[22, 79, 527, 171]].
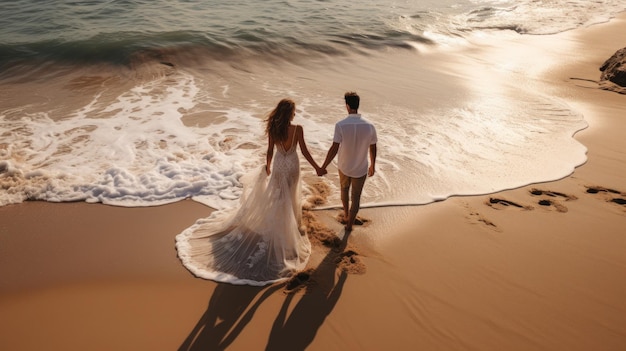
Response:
[[344, 91, 360, 110]]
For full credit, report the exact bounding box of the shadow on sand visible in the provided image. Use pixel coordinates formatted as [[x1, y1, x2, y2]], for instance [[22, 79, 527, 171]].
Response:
[[179, 231, 352, 351], [264, 231, 351, 351], [178, 282, 282, 351]]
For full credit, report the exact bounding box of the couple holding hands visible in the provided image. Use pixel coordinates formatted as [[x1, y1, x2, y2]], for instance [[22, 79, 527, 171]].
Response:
[[265, 91, 377, 232], [176, 91, 377, 286]]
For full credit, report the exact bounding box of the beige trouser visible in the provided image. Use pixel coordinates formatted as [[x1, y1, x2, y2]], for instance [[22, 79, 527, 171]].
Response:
[[338, 170, 367, 225]]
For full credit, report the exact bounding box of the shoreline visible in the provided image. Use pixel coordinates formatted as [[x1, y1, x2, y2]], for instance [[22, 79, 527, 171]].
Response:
[[2, 13, 626, 351]]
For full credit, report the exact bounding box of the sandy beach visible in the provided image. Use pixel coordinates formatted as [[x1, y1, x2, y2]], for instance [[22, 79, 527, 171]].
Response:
[[2, 12, 626, 351]]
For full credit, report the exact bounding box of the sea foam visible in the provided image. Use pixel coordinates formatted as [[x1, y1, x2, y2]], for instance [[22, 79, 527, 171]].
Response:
[[0, 72, 272, 209]]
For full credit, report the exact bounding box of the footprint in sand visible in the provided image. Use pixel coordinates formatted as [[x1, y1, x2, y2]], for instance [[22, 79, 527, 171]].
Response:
[[612, 198, 626, 205], [487, 198, 534, 210], [283, 248, 366, 294], [529, 188, 577, 200], [586, 186, 626, 209], [286, 210, 367, 294], [586, 186, 621, 195], [284, 270, 313, 292], [536, 199, 569, 213], [529, 188, 576, 213], [466, 206, 501, 232], [336, 250, 366, 274], [336, 213, 370, 226]]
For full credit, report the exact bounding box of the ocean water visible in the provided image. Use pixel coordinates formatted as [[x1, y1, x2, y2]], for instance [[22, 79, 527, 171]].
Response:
[[1, 0, 624, 209]]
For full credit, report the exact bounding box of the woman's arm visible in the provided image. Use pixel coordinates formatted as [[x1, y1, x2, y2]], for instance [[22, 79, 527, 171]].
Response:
[[266, 135, 274, 175], [296, 125, 322, 172]]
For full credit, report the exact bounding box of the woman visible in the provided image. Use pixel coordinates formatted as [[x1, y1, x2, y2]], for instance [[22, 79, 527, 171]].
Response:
[[176, 99, 322, 286]]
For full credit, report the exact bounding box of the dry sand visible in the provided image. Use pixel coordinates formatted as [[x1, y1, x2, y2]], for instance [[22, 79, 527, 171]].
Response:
[[2, 13, 626, 351]]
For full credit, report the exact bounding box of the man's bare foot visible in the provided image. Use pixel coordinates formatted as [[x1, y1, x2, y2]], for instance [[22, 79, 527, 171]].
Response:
[[337, 213, 367, 226], [337, 212, 349, 224]]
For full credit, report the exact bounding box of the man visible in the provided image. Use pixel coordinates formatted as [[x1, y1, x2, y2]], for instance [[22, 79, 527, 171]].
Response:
[[320, 91, 377, 232]]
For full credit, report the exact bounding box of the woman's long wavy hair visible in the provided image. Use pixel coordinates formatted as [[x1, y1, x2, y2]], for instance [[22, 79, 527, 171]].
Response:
[[265, 98, 295, 142]]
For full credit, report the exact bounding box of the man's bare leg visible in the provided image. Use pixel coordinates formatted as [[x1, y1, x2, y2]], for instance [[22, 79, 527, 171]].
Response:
[[339, 171, 351, 227], [346, 175, 366, 231], [341, 194, 350, 229]]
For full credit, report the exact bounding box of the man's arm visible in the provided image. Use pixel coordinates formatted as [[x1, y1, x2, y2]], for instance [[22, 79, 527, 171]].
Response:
[[321, 142, 340, 170], [368, 143, 376, 177]]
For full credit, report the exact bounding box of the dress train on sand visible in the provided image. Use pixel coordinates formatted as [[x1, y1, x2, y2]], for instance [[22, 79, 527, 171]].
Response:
[[175, 141, 311, 286]]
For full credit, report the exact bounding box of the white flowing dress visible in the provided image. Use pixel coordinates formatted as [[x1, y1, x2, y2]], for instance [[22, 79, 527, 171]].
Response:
[[175, 139, 311, 286]]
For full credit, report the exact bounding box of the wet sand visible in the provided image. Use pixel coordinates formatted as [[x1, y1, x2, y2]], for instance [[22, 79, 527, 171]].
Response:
[[2, 13, 626, 351]]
